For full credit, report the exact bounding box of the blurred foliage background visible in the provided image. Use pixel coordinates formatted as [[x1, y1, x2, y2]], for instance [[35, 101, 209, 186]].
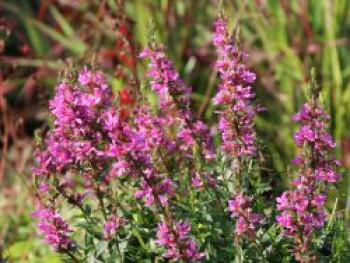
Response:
[[0, 0, 349, 261]]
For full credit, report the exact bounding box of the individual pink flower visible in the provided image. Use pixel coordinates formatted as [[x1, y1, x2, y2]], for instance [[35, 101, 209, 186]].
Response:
[[38, 181, 50, 193], [228, 194, 263, 238], [103, 215, 123, 240], [134, 179, 174, 207]]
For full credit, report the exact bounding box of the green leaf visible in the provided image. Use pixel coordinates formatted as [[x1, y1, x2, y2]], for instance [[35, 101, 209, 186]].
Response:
[[31, 19, 86, 55], [49, 6, 75, 37]]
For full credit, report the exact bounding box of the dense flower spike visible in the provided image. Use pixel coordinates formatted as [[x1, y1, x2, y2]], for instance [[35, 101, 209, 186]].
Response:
[[156, 220, 203, 260], [213, 15, 260, 156], [140, 45, 215, 161], [213, 15, 263, 242], [32, 206, 73, 251], [276, 96, 340, 262], [139, 46, 191, 112]]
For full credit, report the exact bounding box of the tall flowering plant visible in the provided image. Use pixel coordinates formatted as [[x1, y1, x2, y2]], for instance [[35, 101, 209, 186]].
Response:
[[31, 15, 348, 262], [213, 14, 263, 243], [276, 73, 340, 262]]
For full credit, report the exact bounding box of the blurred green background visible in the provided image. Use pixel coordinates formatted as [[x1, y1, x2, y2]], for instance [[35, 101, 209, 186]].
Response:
[[1, 0, 350, 261]]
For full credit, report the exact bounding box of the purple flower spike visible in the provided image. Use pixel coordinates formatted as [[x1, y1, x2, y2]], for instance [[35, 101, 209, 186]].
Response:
[[213, 15, 260, 157], [139, 46, 190, 112], [276, 98, 340, 261]]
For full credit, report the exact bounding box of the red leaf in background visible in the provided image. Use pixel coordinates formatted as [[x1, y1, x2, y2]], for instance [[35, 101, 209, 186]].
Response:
[[120, 88, 134, 105], [342, 136, 350, 170], [19, 44, 30, 55]]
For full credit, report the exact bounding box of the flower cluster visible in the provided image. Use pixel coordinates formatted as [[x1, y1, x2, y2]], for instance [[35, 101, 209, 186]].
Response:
[[32, 206, 73, 251], [139, 46, 191, 112], [156, 220, 203, 260], [276, 99, 340, 261], [33, 68, 113, 177], [213, 15, 260, 156], [140, 44, 214, 167], [228, 194, 263, 238]]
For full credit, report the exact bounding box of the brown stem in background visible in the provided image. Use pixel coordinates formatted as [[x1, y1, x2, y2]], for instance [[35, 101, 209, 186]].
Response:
[[97, 0, 107, 19], [0, 106, 8, 182], [298, 0, 314, 42], [197, 68, 217, 117], [37, 0, 50, 20], [342, 136, 350, 170]]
